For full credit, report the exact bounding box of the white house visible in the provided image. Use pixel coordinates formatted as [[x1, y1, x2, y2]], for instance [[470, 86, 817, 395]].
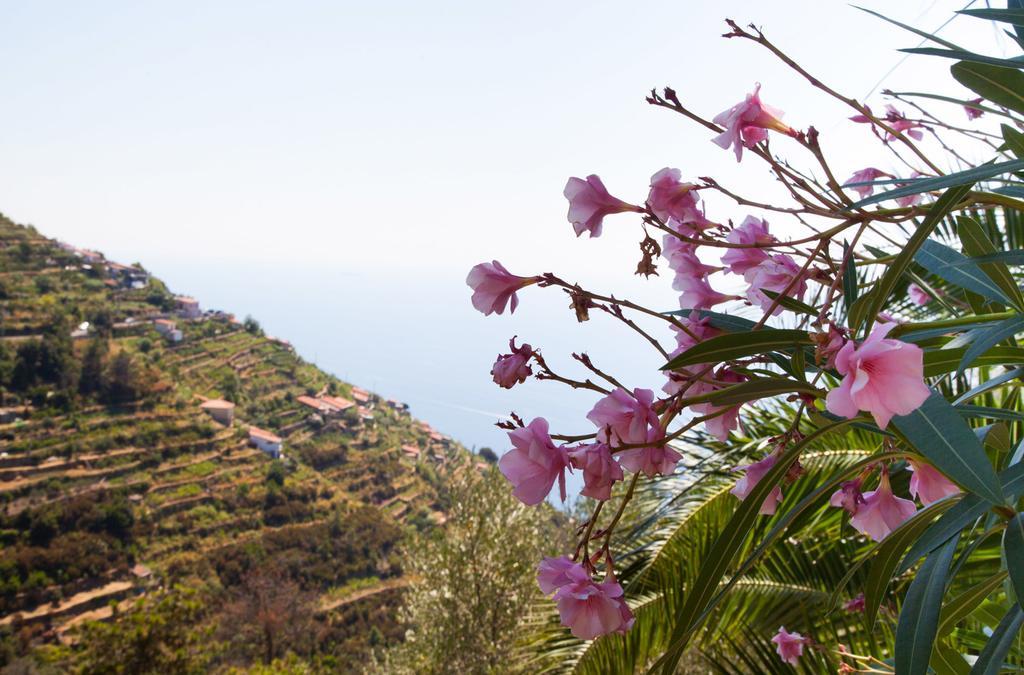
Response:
[[154, 319, 183, 343], [175, 296, 201, 319], [199, 399, 235, 426], [249, 426, 283, 459]]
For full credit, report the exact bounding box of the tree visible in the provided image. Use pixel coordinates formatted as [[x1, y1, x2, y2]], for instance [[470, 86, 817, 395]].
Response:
[[75, 586, 214, 674], [217, 567, 317, 666], [375, 467, 565, 674], [477, 447, 498, 464], [101, 351, 144, 403], [78, 339, 108, 396]]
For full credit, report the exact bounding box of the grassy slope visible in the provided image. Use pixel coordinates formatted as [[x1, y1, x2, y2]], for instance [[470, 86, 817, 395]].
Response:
[[0, 213, 479, 668]]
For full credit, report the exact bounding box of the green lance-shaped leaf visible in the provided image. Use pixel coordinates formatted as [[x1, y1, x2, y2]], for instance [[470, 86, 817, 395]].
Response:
[[958, 215, 1024, 310], [903, 47, 1024, 70], [952, 366, 1024, 405], [900, 462, 1024, 573], [1002, 124, 1024, 159], [842, 239, 858, 312], [1003, 513, 1024, 606], [760, 289, 818, 317], [652, 421, 851, 674], [952, 61, 1024, 116], [863, 499, 958, 629], [937, 571, 1009, 637], [969, 604, 1024, 675], [931, 641, 971, 675], [923, 346, 1024, 378], [852, 184, 975, 334], [892, 392, 1004, 505], [660, 329, 812, 371], [959, 5, 1024, 48], [895, 533, 959, 675], [697, 377, 821, 407], [957, 317, 1024, 375], [664, 309, 757, 333], [850, 163, 1010, 209], [915, 240, 1011, 304]]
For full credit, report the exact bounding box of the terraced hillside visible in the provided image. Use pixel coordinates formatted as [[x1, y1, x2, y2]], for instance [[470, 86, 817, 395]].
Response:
[[0, 213, 481, 671]]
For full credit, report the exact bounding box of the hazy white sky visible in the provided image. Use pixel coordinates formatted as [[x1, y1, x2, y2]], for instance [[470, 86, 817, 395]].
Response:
[[0, 1, 1016, 460]]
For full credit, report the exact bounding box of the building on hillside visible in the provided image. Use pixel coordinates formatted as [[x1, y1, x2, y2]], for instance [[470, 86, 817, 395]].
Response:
[[384, 399, 409, 413], [297, 395, 354, 418], [200, 399, 235, 426], [106, 261, 149, 289], [249, 426, 283, 458], [77, 249, 103, 264], [351, 387, 372, 406], [154, 319, 183, 343], [401, 444, 421, 459], [175, 296, 201, 319], [70, 321, 90, 339]]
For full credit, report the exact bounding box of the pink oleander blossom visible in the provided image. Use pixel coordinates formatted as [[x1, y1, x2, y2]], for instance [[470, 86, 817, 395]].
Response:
[[772, 627, 807, 666], [895, 172, 926, 208], [965, 97, 984, 120], [844, 167, 891, 199], [663, 238, 720, 277], [908, 459, 960, 505], [616, 428, 681, 477], [830, 478, 865, 514], [467, 261, 538, 316], [537, 556, 579, 594], [844, 593, 866, 613], [491, 338, 534, 388], [648, 168, 714, 228], [498, 418, 569, 505], [564, 174, 641, 238], [849, 471, 917, 541], [712, 84, 795, 161], [569, 443, 624, 500], [721, 216, 774, 275], [813, 324, 847, 370], [587, 388, 660, 445], [693, 368, 745, 441], [663, 316, 722, 396], [851, 105, 924, 141], [825, 321, 930, 429], [908, 283, 930, 306], [744, 253, 807, 316], [676, 270, 734, 310], [539, 560, 634, 639], [730, 451, 784, 515]]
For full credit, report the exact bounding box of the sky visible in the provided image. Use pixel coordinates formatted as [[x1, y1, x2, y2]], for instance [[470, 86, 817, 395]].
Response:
[[0, 1, 1015, 471]]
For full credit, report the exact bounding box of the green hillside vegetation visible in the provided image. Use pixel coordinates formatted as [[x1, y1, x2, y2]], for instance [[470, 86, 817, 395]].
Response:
[[0, 213, 482, 671]]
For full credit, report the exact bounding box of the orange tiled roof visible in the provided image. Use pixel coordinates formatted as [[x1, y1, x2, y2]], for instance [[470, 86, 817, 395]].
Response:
[[249, 426, 282, 443], [200, 399, 235, 410]]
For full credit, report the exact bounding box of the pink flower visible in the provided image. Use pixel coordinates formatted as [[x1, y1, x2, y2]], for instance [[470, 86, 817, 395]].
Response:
[[663, 316, 721, 396], [844, 593, 866, 613], [851, 105, 924, 141], [825, 321, 931, 429], [771, 627, 807, 666], [647, 168, 714, 228], [587, 388, 660, 446], [965, 97, 984, 120], [721, 216, 774, 275], [830, 478, 865, 514], [467, 261, 538, 316], [730, 452, 784, 515], [663, 239, 719, 277], [564, 175, 641, 238], [498, 418, 569, 505], [693, 368, 745, 441], [616, 428, 681, 477], [895, 172, 927, 208], [908, 283, 930, 306], [676, 270, 735, 310], [491, 338, 534, 388], [537, 556, 579, 594], [712, 85, 795, 161], [844, 167, 891, 199], [849, 471, 917, 541], [744, 253, 807, 316], [813, 324, 847, 370], [539, 560, 634, 639], [908, 459, 960, 505], [569, 443, 624, 500]]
